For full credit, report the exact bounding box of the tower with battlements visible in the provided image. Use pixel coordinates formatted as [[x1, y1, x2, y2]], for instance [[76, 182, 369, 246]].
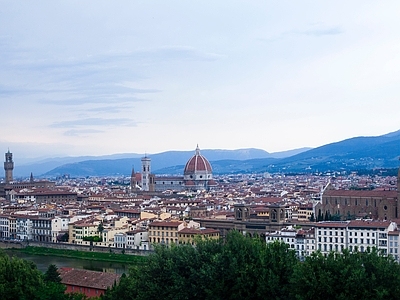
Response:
[[4, 150, 14, 184]]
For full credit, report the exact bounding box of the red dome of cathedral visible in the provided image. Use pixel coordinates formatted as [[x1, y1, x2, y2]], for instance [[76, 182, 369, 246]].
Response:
[[184, 145, 212, 175]]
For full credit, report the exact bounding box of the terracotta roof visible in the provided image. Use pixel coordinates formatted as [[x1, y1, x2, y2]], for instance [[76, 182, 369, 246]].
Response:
[[179, 227, 219, 235], [59, 268, 120, 290], [184, 145, 212, 174], [316, 221, 349, 228], [323, 189, 397, 198], [348, 220, 392, 228], [148, 221, 183, 228]]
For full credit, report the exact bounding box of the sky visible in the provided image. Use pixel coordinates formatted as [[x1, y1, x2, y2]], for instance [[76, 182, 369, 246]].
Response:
[[1, 1, 400, 160]]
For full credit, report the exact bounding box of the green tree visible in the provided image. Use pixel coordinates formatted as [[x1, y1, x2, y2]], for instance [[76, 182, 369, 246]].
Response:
[[0, 251, 45, 300], [317, 209, 322, 221], [44, 264, 62, 283], [102, 231, 297, 300], [291, 248, 400, 300]]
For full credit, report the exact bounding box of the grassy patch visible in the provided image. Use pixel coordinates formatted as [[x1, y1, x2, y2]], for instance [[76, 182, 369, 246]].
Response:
[[18, 246, 148, 264]]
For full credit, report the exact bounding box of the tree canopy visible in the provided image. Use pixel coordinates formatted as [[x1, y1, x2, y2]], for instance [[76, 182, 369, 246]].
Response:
[[102, 231, 400, 300], [0, 251, 93, 300]]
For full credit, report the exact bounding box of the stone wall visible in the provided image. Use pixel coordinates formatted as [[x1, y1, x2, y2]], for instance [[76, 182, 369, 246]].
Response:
[[27, 241, 151, 256]]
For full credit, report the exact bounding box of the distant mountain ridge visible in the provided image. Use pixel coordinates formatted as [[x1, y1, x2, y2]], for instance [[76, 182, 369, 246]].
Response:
[[39, 148, 276, 177], [28, 147, 308, 178], [10, 130, 400, 177]]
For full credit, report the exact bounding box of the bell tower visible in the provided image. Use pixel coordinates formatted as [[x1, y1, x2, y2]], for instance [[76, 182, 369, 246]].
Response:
[[141, 155, 151, 192], [397, 159, 400, 218], [4, 150, 14, 184]]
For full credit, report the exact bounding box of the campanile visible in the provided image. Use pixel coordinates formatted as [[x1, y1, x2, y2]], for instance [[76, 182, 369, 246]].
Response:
[[4, 150, 14, 184]]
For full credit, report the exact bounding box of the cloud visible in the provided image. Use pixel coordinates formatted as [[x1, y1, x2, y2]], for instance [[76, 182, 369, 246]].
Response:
[[300, 27, 343, 36], [50, 117, 137, 128], [63, 129, 104, 137], [40, 94, 147, 106], [132, 46, 224, 62], [81, 105, 131, 114], [260, 26, 344, 43]]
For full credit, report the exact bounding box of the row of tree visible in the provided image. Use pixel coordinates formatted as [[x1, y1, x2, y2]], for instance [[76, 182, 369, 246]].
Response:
[[102, 231, 400, 300], [3, 231, 400, 300], [0, 251, 90, 300]]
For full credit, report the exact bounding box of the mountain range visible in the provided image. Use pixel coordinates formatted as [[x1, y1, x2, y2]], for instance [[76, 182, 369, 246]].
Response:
[[12, 130, 400, 178]]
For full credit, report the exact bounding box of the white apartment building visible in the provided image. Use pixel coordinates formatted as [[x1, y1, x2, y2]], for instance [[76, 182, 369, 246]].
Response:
[[114, 229, 149, 250], [0, 215, 10, 238], [265, 227, 315, 260], [315, 220, 397, 256], [295, 228, 316, 260], [126, 229, 149, 250], [51, 216, 70, 242], [388, 231, 400, 261], [316, 221, 348, 253], [266, 227, 297, 250], [15, 215, 33, 240]]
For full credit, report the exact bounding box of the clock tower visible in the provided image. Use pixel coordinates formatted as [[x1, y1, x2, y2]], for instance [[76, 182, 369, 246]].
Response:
[[4, 150, 14, 184]]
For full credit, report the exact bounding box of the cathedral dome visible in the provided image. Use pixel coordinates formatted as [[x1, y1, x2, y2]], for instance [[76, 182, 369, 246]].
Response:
[[184, 145, 212, 177]]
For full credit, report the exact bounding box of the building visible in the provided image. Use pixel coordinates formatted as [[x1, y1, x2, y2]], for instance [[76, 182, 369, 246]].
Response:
[[0, 215, 10, 239], [182, 145, 217, 191], [4, 150, 13, 184], [31, 216, 52, 242], [178, 227, 220, 245], [114, 229, 149, 250], [148, 220, 185, 246], [0, 150, 56, 200], [315, 220, 397, 255], [131, 145, 217, 192], [59, 268, 120, 298], [317, 168, 400, 220]]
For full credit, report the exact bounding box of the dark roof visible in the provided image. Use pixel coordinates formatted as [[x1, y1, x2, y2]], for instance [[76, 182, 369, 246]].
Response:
[[59, 268, 120, 290]]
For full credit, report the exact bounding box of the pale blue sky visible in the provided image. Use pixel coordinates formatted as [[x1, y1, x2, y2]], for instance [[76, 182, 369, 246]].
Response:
[[1, 1, 400, 159]]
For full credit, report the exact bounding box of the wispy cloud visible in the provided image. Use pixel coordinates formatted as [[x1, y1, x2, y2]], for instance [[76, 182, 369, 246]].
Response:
[[80, 105, 132, 114], [63, 129, 104, 136], [50, 117, 137, 128], [298, 27, 343, 36], [260, 26, 344, 42]]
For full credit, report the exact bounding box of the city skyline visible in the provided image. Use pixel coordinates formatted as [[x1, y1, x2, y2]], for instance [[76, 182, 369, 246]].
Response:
[[1, 1, 400, 159]]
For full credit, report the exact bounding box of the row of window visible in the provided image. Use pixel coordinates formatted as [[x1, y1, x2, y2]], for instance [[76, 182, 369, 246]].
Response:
[[325, 198, 389, 208], [150, 231, 178, 237], [318, 230, 378, 237]]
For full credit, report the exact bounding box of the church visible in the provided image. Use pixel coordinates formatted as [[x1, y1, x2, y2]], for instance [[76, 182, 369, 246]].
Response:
[[130, 145, 217, 192], [317, 168, 400, 221]]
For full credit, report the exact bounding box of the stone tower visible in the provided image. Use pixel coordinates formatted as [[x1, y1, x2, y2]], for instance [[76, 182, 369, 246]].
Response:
[[4, 150, 14, 184], [130, 166, 137, 191], [397, 161, 400, 218], [141, 155, 151, 192]]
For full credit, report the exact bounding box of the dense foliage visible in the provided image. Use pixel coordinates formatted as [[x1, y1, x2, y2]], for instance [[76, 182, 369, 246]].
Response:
[[102, 231, 400, 300], [83, 236, 102, 242], [0, 251, 92, 300]]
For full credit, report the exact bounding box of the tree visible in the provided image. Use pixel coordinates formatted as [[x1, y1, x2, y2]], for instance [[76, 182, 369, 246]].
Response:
[[102, 231, 298, 300], [290, 248, 400, 300], [0, 251, 45, 300], [309, 212, 315, 222], [98, 222, 104, 237], [317, 209, 322, 222], [44, 264, 62, 283], [0, 251, 69, 300]]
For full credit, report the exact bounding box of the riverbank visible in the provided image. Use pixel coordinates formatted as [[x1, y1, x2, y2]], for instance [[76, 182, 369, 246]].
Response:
[[11, 246, 149, 265]]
